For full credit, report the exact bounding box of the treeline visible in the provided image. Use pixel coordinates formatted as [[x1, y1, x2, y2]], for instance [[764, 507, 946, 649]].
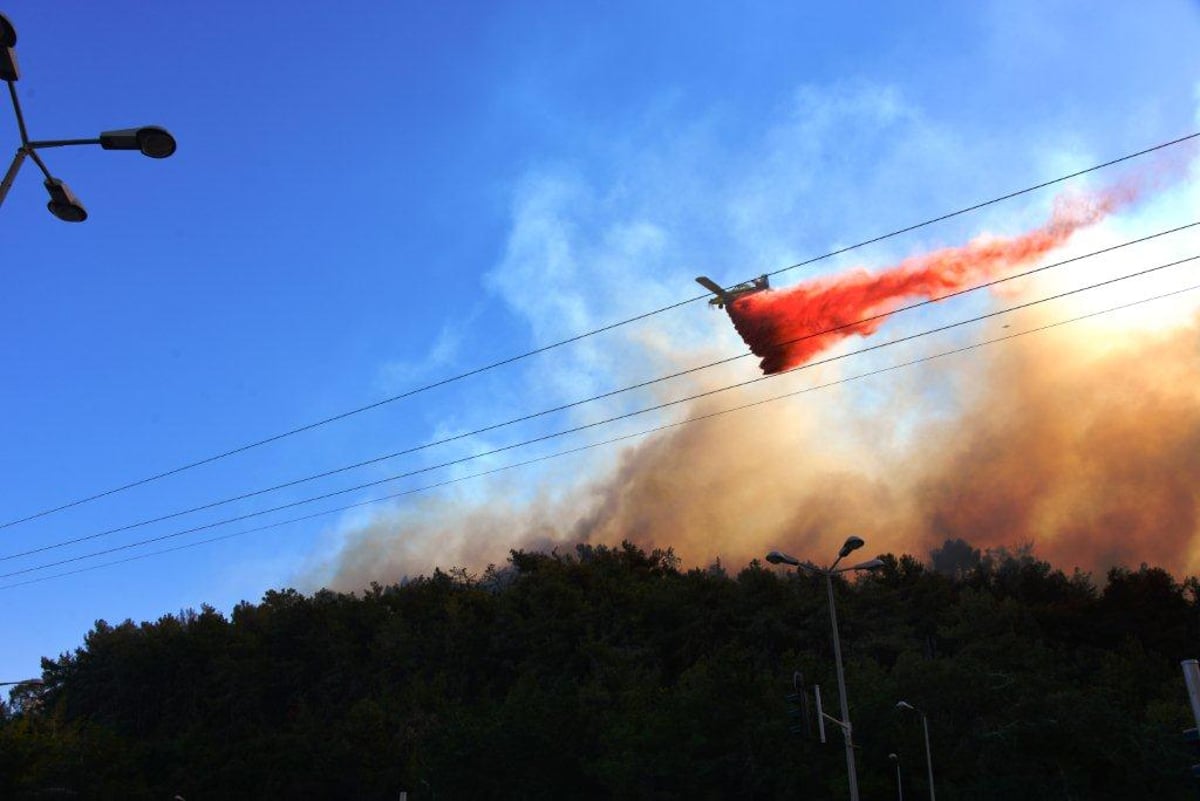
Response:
[[2, 541, 1197, 800]]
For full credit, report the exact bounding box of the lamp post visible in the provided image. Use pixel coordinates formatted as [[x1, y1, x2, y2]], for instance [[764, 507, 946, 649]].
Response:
[[896, 701, 936, 801], [889, 753, 903, 801], [0, 12, 176, 221], [767, 536, 883, 801]]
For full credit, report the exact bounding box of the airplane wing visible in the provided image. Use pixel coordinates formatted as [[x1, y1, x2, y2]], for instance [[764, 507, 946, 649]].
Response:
[[695, 276, 729, 306]]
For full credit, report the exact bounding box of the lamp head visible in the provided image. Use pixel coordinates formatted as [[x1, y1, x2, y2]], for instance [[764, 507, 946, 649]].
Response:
[[0, 16, 18, 81], [765, 550, 801, 567], [851, 558, 885, 572], [896, 700, 915, 712], [0, 13, 16, 48], [0, 45, 17, 82], [838, 536, 865, 558], [99, 126, 177, 159], [44, 178, 87, 222]]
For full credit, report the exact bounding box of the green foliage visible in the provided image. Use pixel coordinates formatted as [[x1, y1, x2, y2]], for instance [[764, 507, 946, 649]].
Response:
[[3, 542, 1198, 799]]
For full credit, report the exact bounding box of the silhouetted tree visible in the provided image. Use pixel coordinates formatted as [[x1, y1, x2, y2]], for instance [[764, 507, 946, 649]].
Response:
[[3, 541, 1197, 800]]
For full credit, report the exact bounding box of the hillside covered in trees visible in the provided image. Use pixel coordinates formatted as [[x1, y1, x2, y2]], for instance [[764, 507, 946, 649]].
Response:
[[2, 541, 1197, 800]]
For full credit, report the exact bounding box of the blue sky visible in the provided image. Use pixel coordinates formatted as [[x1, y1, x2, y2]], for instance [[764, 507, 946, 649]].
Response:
[[1, 1, 1198, 683]]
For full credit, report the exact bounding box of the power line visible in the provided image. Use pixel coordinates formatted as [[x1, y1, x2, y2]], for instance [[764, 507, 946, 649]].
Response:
[[4, 277, 1197, 591], [3, 131, 1195, 531], [4, 252, 1194, 574], [1, 226, 1189, 562]]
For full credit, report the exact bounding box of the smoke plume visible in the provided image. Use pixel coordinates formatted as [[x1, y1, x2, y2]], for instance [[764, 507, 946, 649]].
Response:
[[316, 174, 1200, 591], [563, 305, 1200, 576], [908, 312, 1200, 573]]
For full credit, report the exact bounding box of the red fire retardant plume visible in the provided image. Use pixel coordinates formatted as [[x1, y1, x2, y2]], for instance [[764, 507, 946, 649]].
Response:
[[724, 188, 1135, 374]]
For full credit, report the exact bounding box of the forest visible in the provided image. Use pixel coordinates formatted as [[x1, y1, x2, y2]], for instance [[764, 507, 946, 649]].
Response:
[[2, 539, 1197, 800]]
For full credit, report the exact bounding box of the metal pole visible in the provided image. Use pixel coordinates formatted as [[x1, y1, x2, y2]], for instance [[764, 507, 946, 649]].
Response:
[[894, 757, 904, 801], [1182, 660, 1200, 730], [826, 570, 860, 801], [921, 713, 936, 801], [7, 80, 31, 144], [27, 137, 102, 149], [0, 145, 26, 208]]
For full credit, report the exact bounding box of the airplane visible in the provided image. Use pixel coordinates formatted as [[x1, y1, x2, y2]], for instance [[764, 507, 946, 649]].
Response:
[[695, 274, 770, 309]]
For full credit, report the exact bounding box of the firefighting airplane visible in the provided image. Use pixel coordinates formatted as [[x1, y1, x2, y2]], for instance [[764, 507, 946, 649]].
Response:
[[695, 275, 770, 309]]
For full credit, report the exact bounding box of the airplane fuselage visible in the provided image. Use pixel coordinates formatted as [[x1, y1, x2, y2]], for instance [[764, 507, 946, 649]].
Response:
[[695, 275, 770, 308]]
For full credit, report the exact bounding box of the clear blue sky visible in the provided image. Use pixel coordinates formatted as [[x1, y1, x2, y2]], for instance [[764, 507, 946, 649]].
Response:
[[1, 1, 1198, 683]]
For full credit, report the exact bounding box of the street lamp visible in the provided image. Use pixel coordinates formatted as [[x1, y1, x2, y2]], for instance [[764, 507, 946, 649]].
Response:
[[896, 701, 936, 801], [0, 12, 176, 221], [766, 537, 883, 801], [889, 753, 904, 801]]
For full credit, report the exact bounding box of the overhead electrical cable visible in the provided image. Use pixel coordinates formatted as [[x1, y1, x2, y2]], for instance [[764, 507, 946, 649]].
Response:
[[1, 231, 1192, 562], [3, 131, 1196, 531], [3, 277, 1197, 591], [4, 252, 1195, 574], [1, 225, 1191, 563]]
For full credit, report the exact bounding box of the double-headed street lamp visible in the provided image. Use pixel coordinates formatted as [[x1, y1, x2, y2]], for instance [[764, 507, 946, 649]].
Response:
[[896, 701, 936, 801], [0, 12, 176, 221], [767, 536, 884, 801]]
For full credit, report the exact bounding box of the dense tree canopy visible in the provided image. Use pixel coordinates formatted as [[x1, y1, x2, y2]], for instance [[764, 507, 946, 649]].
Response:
[[2, 541, 1197, 800]]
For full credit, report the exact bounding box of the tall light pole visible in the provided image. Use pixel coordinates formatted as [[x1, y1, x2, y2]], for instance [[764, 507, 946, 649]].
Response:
[[0, 12, 176, 221], [896, 701, 936, 801], [767, 536, 883, 801], [889, 753, 904, 801]]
